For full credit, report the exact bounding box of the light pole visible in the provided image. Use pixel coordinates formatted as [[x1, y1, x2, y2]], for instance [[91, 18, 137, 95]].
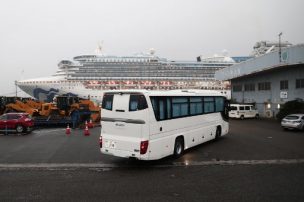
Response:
[[15, 80, 18, 97], [278, 32, 282, 63]]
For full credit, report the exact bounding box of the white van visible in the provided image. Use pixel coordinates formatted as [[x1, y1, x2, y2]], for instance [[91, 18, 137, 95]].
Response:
[[229, 104, 259, 119]]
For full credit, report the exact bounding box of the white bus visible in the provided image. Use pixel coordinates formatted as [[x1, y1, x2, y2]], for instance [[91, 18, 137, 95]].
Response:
[[99, 90, 230, 160]]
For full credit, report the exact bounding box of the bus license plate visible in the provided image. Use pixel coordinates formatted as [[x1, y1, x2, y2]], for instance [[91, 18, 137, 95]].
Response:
[[105, 140, 116, 149]]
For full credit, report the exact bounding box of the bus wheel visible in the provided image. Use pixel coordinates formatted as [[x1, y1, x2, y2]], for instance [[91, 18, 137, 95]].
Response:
[[240, 115, 244, 120], [215, 126, 222, 140], [173, 137, 184, 157]]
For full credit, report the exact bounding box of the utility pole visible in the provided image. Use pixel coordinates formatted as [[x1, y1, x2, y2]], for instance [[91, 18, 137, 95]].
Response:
[[15, 80, 18, 97], [278, 32, 282, 63]]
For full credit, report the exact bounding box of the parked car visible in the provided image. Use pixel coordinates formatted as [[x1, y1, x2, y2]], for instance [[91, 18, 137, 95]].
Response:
[[229, 104, 259, 119], [281, 114, 304, 130], [0, 113, 34, 134]]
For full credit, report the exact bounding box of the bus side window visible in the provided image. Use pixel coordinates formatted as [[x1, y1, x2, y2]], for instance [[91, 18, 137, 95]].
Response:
[[245, 106, 250, 110], [150, 97, 159, 120], [190, 97, 203, 115], [172, 97, 188, 118], [150, 96, 171, 121], [204, 97, 215, 113], [215, 97, 224, 112], [166, 98, 171, 119], [159, 99, 165, 120]]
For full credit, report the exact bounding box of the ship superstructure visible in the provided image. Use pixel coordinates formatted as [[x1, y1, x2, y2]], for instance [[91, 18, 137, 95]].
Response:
[[251, 41, 292, 57], [17, 49, 235, 102]]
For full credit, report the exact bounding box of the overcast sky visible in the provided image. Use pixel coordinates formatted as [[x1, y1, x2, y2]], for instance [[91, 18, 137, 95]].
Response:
[[0, 0, 303, 96]]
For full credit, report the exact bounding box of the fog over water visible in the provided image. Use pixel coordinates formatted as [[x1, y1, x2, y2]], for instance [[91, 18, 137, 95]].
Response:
[[0, 0, 303, 96]]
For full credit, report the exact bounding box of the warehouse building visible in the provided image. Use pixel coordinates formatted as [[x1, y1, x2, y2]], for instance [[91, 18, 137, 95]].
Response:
[[215, 44, 304, 118]]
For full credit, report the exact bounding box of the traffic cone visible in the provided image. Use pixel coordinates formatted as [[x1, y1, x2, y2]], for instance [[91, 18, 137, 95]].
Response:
[[84, 125, 90, 136], [66, 124, 71, 135], [88, 119, 93, 128]]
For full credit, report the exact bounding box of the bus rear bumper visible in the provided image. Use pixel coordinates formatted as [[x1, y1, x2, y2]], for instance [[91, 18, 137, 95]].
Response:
[[100, 148, 149, 160]]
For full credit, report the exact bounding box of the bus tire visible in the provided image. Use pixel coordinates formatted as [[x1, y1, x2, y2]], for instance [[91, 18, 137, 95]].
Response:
[[240, 115, 244, 120], [215, 126, 222, 140], [173, 137, 184, 157]]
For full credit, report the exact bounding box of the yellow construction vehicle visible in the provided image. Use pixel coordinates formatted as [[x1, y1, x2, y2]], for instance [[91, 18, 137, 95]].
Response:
[[56, 96, 101, 123], [39, 103, 65, 117], [2, 95, 100, 127], [77, 100, 100, 122], [69, 101, 100, 123], [4, 100, 39, 116]]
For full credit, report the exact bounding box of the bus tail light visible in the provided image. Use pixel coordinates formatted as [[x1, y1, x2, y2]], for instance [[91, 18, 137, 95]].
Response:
[[99, 136, 103, 148], [140, 140, 149, 154]]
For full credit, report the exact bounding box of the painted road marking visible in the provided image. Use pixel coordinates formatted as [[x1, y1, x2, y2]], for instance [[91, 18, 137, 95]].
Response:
[[31, 128, 66, 138], [0, 159, 304, 170], [34, 128, 65, 134]]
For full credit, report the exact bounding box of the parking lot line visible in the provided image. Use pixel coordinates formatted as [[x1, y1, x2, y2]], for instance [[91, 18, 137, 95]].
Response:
[[0, 159, 304, 170]]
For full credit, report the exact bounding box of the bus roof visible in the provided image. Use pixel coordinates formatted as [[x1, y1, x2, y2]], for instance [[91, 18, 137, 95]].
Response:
[[103, 89, 225, 97], [230, 104, 254, 106]]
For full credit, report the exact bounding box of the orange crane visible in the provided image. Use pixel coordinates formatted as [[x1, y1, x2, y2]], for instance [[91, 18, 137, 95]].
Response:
[[4, 100, 39, 116], [24, 99, 45, 111]]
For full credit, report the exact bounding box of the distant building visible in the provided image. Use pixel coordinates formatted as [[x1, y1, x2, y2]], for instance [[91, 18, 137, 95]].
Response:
[[215, 44, 304, 118]]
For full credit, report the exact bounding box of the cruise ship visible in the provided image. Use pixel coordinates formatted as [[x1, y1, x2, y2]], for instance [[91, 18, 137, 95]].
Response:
[[17, 47, 237, 103]]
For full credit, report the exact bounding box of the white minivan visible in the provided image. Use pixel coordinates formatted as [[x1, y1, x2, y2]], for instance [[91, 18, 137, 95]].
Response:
[[229, 104, 259, 119]]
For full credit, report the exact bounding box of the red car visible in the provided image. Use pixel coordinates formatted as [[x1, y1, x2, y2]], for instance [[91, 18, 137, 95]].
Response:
[[0, 113, 34, 134]]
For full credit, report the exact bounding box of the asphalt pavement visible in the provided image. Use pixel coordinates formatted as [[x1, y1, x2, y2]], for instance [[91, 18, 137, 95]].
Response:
[[0, 119, 304, 201]]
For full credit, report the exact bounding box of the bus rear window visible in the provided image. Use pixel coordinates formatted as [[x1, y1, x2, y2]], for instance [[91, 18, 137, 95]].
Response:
[[129, 94, 148, 111], [102, 94, 114, 110]]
